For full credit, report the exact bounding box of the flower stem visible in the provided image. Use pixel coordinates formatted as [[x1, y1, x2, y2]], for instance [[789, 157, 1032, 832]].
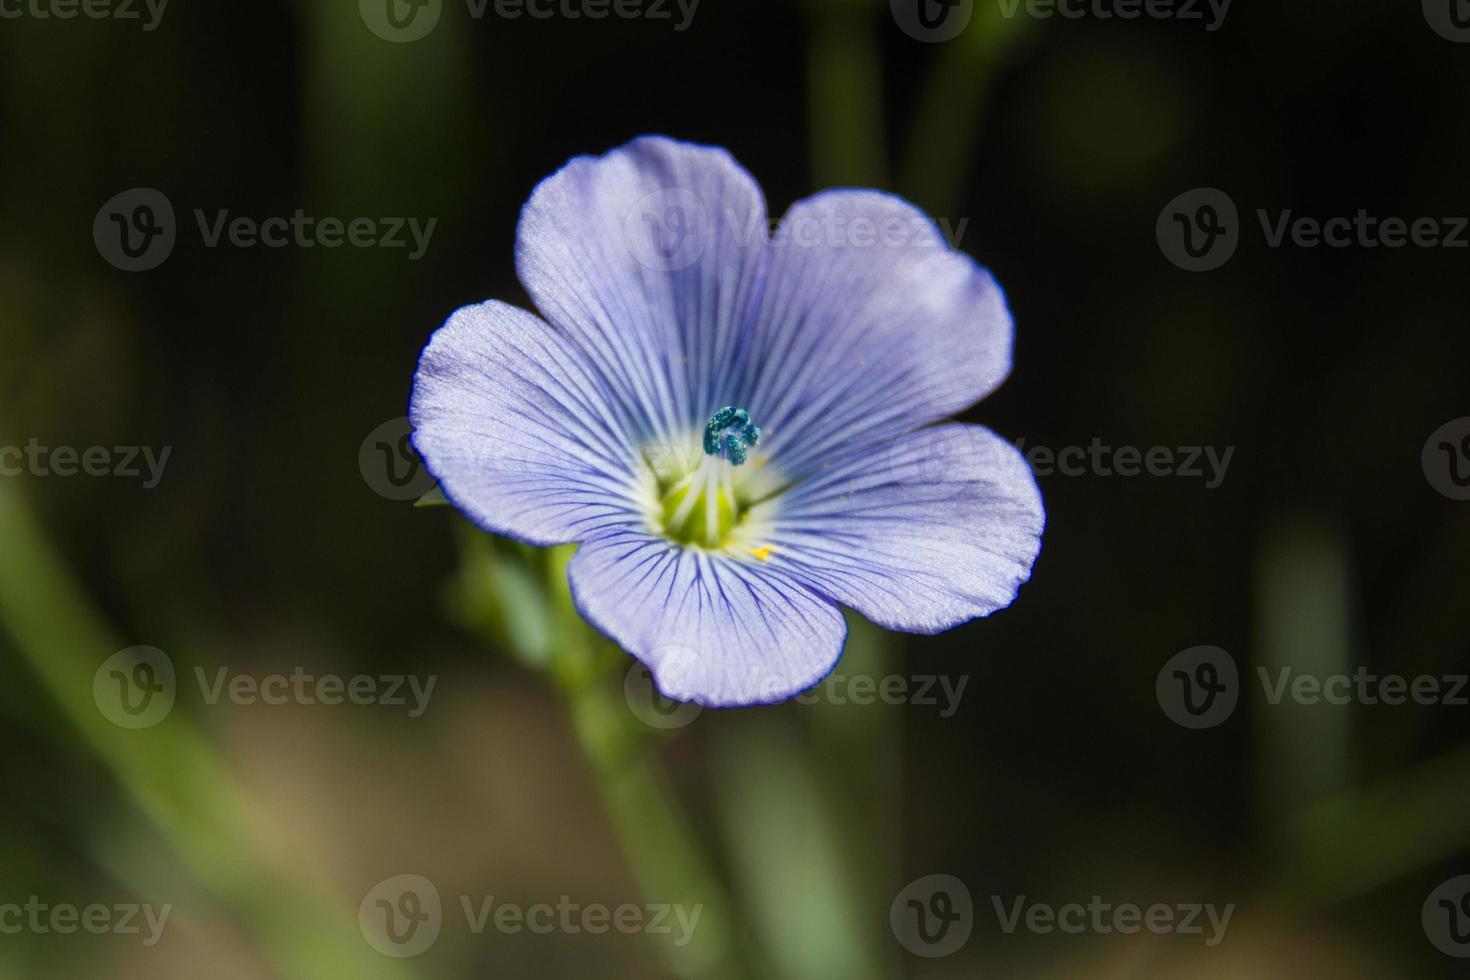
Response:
[[541, 545, 745, 980]]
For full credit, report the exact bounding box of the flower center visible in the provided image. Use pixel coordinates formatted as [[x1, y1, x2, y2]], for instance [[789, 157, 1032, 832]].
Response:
[[653, 407, 764, 548], [659, 464, 740, 546]]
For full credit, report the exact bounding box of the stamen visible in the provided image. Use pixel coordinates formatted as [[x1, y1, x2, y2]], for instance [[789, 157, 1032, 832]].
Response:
[[703, 405, 761, 467]]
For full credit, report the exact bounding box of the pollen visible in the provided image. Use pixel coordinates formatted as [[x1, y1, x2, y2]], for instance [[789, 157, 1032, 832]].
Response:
[[704, 405, 761, 466], [749, 544, 775, 562]]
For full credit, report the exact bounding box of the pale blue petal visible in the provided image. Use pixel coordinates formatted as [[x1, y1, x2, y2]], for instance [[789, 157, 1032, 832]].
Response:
[[410, 300, 645, 546], [567, 528, 847, 706], [516, 135, 769, 446], [754, 424, 1044, 633], [735, 190, 1013, 475]]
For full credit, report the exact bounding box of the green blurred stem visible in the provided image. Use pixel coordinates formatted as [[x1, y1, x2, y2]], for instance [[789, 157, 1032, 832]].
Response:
[[1254, 520, 1353, 845], [0, 483, 422, 980], [540, 546, 742, 980], [1270, 742, 1470, 907], [898, 8, 1034, 213], [805, 0, 887, 187]]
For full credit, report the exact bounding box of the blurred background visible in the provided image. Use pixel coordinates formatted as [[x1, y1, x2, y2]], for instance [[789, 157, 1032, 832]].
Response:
[[3, 0, 1469, 976]]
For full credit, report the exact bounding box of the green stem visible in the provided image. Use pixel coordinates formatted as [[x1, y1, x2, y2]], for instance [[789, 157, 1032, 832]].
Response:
[[805, 0, 887, 187], [456, 537, 744, 979], [898, 7, 1036, 213]]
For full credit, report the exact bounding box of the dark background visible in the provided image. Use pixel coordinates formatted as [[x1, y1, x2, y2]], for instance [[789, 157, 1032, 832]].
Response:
[[2, 0, 1468, 976]]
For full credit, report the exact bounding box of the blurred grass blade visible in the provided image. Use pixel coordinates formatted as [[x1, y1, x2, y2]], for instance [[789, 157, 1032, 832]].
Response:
[[1254, 518, 1354, 841], [0, 482, 424, 980]]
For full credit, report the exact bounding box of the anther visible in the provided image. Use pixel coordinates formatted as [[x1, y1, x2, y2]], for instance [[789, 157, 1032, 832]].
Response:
[[703, 405, 760, 467]]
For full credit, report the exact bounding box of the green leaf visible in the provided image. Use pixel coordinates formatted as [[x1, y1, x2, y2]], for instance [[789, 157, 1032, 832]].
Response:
[[413, 484, 449, 508]]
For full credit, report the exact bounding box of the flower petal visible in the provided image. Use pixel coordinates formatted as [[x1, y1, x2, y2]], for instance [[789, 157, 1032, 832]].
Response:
[[516, 135, 770, 446], [567, 528, 847, 706], [410, 300, 646, 546], [735, 190, 1013, 475], [752, 424, 1044, 633]]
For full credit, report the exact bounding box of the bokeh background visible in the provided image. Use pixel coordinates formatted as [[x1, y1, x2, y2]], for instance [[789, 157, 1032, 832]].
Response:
[[3, 0, 1469, 976]]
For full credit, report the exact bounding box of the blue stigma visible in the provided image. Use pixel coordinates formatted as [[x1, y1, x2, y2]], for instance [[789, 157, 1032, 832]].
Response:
[[704, 405, 760, 466]]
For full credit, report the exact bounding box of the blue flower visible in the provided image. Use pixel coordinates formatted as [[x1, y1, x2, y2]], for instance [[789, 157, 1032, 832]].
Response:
[[410, 136, 1044, 707]]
